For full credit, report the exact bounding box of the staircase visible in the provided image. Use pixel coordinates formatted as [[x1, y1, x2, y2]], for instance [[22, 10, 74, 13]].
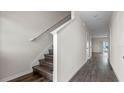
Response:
[[32, 49, 53, 82], [31, 14, 71, 82]]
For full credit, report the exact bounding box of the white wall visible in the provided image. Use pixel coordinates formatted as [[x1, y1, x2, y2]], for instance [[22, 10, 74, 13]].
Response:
[[0, 11, 69, 81], [89, 34, 92, 58], [92, 37, 108, 53], [85, 29, 92, 60], [110, 12, 124, 81], [56, 12, 90, 81]]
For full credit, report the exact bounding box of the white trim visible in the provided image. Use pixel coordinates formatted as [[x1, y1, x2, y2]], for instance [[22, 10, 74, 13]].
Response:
[[52, 33, 58, 82], [71, 11, 75, 20], [109, 13, 120, 81], [0, 70, 32, 82], [110, 63, 120, 82], [51, 11, 76, 82]]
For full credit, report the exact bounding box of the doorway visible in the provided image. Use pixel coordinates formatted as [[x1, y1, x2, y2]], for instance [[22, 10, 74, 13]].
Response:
[[103, 41, 108, 53]]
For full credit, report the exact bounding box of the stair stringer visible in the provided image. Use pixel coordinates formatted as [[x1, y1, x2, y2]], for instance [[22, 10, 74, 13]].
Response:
[[31, 42, 53, 67]]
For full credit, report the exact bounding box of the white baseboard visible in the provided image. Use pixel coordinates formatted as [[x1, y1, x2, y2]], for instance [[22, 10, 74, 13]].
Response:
[[110, 62, 120, 82], [68, 59, 88, 82], [0, 69, 32, 82]]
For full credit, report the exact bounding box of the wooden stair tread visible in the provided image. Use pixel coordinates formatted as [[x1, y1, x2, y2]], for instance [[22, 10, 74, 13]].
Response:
[[42, 79, 50, 82], [33, 65, 53, 74], [44, 54, 53, 61], [9, 73, 34, 82], [32, 77, 45, 82], [9, 73, 46, 82], [39, 59, 53, 66], [44, 54, 53, 58], [31, 48, 53, 81], [33, 65, 53, 80], [22, 75, 41, 82], [40, 62, 53, 69], [33, 77, 50, 82], [39, 59, 53, 63], [43, 62, 53, 66], [9, 48, 53, 82]]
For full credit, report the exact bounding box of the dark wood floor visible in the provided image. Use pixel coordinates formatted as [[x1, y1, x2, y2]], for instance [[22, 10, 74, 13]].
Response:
[[9, 73, 49, 82], [70, 52, 118, 82]]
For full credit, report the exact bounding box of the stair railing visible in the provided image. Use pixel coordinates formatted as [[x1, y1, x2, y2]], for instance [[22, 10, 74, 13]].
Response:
[[30, 14, 71, 41]]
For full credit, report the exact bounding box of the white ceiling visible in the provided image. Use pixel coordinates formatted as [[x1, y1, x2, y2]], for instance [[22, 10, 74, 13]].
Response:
[[79, 11, 112, 37]]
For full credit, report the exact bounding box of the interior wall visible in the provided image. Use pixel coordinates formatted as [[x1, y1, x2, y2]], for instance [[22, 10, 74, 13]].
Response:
[[57, 12, 91, 82], [92, 37, 108, 53], [110, 12, 124, 81], [89, 35, 92, 58], [0, 11, 69, 81]]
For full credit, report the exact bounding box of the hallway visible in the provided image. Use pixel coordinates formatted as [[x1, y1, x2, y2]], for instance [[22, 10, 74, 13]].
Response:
[[70, 53, 118, 82], [1, 11, 124, 82]]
